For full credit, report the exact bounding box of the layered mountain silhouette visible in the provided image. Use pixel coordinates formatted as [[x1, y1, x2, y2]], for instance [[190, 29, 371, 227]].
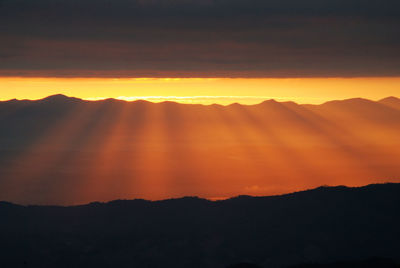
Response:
[[0, 95, 400, 205], [0, 183, 399, 268], [379, 97, 400, 111]]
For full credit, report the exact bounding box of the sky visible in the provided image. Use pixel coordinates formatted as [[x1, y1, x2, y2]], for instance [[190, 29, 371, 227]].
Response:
[[0, 0, 399, 102]]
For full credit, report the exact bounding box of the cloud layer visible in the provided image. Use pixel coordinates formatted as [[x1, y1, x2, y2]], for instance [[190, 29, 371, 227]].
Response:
[[1, 0, 400, 77]]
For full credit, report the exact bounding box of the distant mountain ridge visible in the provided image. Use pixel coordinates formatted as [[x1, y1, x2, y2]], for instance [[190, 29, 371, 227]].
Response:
[[0, 95, 400, 205], [0, 183, 399, 268], [1, 94, 399, 106]]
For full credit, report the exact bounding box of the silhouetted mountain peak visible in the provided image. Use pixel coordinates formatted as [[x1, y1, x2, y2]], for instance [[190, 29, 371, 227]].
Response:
[[259, 99, 278, 105], [379, 96, 400, 110], [131, 99, 152, 105], [281, 100, 298, 106], [96, 97, 128, 104], [253, 99, 290, 110], [228, 102, 241, 107], [318, 97, 400, 118], [40, 94, 81, 103], [322, 97, 374, 107], [380, 96, 400, 102], [159, 100, 181, 107]]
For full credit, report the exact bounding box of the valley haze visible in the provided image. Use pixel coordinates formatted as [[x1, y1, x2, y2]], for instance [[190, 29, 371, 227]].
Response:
[[0, 95, 399, 205]]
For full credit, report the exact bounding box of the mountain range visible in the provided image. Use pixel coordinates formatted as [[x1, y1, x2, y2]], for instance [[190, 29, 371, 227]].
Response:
[[0, 95, 399, 205]]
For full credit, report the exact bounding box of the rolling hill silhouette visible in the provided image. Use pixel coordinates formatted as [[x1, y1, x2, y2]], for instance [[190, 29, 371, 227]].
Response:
[[0, 95, 399, 205], [0, 183, 399, 268], [379, 96, 400, 111]]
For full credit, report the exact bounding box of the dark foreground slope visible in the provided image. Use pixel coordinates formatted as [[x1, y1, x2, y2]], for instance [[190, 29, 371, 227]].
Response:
[[1, 183, 399, 268]]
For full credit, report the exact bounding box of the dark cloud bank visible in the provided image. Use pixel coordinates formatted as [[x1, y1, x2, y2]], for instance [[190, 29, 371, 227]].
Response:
[[0, 0, 399, 77]]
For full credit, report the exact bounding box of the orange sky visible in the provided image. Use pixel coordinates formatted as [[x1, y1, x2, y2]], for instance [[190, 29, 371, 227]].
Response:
[[1, 77, 399, 104]]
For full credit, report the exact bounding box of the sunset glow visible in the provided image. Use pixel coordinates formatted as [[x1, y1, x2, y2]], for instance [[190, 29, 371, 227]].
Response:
[[1, 77, 399, 104], [2, 0, 400, 266]]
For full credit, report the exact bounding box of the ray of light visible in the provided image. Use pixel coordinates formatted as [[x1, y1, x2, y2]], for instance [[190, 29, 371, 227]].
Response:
[[2, 101, 102, 204], [81, 101, 132, 201], [238, 103, 322, 194], [127, 102, 173, 199], [0, 96, 399, 204]]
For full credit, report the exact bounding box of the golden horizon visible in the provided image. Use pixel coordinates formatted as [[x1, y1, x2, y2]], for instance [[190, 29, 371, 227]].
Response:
[[1, 77, 400, 105]]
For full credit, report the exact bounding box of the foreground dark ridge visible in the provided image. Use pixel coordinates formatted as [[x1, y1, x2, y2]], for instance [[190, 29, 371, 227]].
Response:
[[1, 183, 399, 268], [0, 183, 397, 207]]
